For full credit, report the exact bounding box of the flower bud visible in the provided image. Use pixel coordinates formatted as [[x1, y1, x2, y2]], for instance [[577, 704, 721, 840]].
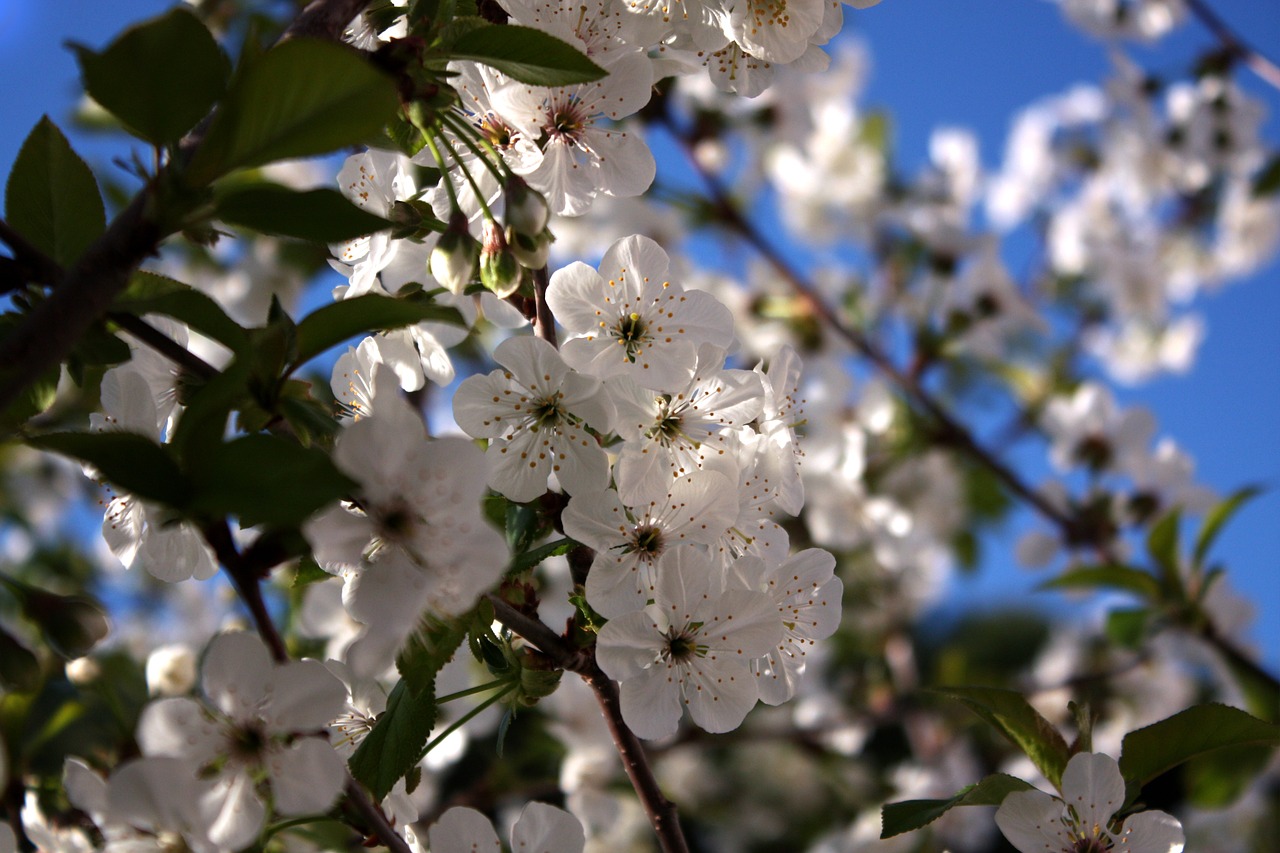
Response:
[[504, 176, 550, 236], [509, 226, 552, 270], [480, 219, 522, 298], [430, 214, 479, 294], [65, 656, 101, 686], [146, 643, 198, 696]]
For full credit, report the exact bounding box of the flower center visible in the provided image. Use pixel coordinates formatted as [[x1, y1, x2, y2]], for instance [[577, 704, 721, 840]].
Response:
[[614, 312, 649, 361], [626, 524, 664, 557]]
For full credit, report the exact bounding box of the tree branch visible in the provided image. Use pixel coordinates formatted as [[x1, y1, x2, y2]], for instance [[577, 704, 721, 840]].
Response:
[[1184, 0, 1280, 91], [487, 595, 690, 853]]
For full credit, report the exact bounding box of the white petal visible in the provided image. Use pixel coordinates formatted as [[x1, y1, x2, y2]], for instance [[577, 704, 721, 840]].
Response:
[[202, 632, 273, 722], [619, 665, 683, 740], [1118, 810, 1185, 853], [428, 806, 501, 853], [262, 659, 348, 733], [202, 771, 266, 852], [511, 802, 585, 853], [266, 738, 346, 815], [995, 790, 1073, 853], [1060, 752, 1125, 834]]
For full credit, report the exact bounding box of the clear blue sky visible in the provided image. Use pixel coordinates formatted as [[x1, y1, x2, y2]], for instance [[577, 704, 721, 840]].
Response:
[[0, 1, 1275, 666]]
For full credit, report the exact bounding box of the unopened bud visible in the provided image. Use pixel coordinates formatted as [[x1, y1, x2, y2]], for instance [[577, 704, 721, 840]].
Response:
[[430, 214, 479, 294], [146, 643, 198, 696], [480, 219, 522, 298], [509, 226, 552, 270], [504, 176, 550, 236], [65, 656, 101, 686]]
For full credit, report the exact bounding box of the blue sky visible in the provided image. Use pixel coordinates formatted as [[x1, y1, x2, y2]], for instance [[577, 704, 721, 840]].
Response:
[[0, 1, 1275, 666]]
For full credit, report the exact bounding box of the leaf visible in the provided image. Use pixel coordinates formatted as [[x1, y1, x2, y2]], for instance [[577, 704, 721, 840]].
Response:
[[5, 117, 104, 267], [0, 627, 40, 692], [115, 272, 249, 353], [214, 184, 393, 242], [72, 8, 229, 145], [1105, 608, 1150, 649], [28, 431, 189, 507], [167, 355, 252, 464], [1038, 565, 1160, 600], [397, 612, 472, 697], [510, 537, 574, 573], [186, 39, 399, 184], [1145, 510, 1183, 599], [1193, 486, 1262, 568], [1253, 154, 1280, 197], [292, 294, 465, 368], [349, 679, 438, 801], [881, 774, 1035, 839], [937, 686, 1071, 788], [1118, 704, 1280, 803], [1182, 743, 1274, 808], [187, 434, 356, 527], [450, 25, 606, 86]]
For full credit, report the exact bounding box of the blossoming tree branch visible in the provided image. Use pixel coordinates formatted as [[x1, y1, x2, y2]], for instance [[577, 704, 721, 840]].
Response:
[[0, 0, 1277, 851]]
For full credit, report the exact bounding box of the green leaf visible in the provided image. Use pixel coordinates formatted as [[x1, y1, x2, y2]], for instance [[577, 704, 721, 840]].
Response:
[[937, 686, 1071, 788], [0, 626, 40, 692], [880, 774, 1035, 839], [1253, 154, 1280, 197], [450, 26, 607, 86], [187, 434, 356, 527], [292, 294, 465, 368], [1118, 704, 1280, 803], [187, 39, 399, 184], [1038, 564, 1160, 600], [1182, 743, 1275, 808], [214, 184, 393, 243], [1193, 486, 1262, 568], [397, 612, 472, 697], [5, 117, 104, 267], [1145, 510, 1183, 599], [116, 272, 249, 353], [28, 431, 189, 507], [290, 557, 331, 589], [72, 8, 229, 146], [4, 578, 112, 660], [168, 355, 252, 464], [510, 537, 574, 573], [1105, 608, 1150, 649], [349, 679, 438, 801]]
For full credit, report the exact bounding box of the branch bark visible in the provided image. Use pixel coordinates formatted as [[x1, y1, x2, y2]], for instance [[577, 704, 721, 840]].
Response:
[[1184, 0, 1280, 91]]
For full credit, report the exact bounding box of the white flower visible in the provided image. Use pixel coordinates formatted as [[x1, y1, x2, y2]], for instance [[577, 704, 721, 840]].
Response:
[[996, 752, 1185, 853], [547, 235, 735, 391], [145, 643, 197, 696], [453, 335, 614, 502], [562, 469, 737, 617], [427, 801, 585, 853], [596, 546, 781, 739], [137, 632, 349, 850], [493, 54, 656, 216]]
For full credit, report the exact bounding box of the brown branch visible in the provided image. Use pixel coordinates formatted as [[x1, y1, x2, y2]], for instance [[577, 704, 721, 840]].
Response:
[[108, 312, 219, 381], [530, 265, 558, 347], [487, 595, 690, 853], [0, 217, 62, 285], [1184, 0, 1280, 91], [281, 0, 375, 41]]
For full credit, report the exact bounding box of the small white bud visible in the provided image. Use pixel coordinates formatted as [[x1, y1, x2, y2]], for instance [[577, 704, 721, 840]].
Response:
[[146, 643, 197, 696], [65, 656, 101, 685]]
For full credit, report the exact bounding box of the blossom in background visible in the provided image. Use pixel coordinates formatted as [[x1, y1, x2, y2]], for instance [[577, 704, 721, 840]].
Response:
[[996, 752, 1185, 853], [426, 801, 585, 853]]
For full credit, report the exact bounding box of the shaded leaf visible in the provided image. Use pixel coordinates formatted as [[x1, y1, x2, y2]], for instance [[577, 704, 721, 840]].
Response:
[[0, 627, 40, 692], [349, 679, 438, 801], [1145, 510, 1183, 599], [1193, 486, 1262, 568], [1118, 704, 1280, 804], [116, 272, 249, 353], [510, 537, 574, 573], [292, 294, 464, 368], [215, 184, 392, 242], [937, 686, 1071, 788], [73, 8, 229, 145], [881, 774, 1035, 839], [5, 117, 104, 267], [28, 431, 189, 507], [450, 25, 606, 86], [1105, 608, 1149, 649], [397, 612, 472, 697], [187, 39, 399, 184]]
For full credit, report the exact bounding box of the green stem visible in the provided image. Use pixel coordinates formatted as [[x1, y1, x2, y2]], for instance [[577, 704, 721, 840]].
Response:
[[435, 129, 497, 221], [436, 679, 507, 704], [423, 131, 462, 212], [418, 683, 516, 761], [441, 111, 511, 183]]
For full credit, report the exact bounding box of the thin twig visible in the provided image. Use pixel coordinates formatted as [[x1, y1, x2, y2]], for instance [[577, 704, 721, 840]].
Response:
[[1184, 0, 1280, 92], [108, 312, 219, 381], [531, 265, 557, 347], [487, 595, 691, 853]]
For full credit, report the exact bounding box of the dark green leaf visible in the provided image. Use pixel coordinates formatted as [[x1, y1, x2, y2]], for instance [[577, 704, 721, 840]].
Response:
[[168, 355, 252, 464], [73, 8, 229, 145], [0, 315, 60, 426], [5, 117, 104, 267], [881, 774, 1035, 839], [10, 581, 111, 659], [290, 557, 331, 589], [0, 627, 40, 692], [1118, 704, 1280, 804], [937, 686, 1071, 788], [1253, 154, 1280, 197], [116, 272, 249, 353], [510, 538, 574, 573], [73, 326, 132, 368], [1145, 510, 1183, 599], [349, 679, 438, 801], [1193, 486, 1262, 568], [292, 294, 465, 368], [28, 431, 189, 507], [1039, 565, 1160, 600], [450, 26, 606, 86], [187, 434, 356, 527], [187, 39, 399, 184], [1183, 743, 1275, 808], [214, 184, 392, 242], [397, 613, 471, 697], [1104, 608, 1150, 649]]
